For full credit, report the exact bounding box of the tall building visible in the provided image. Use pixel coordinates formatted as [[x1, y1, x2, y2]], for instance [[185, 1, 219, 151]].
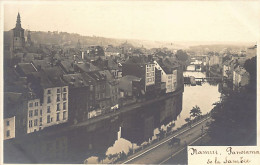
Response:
[[11, 12, 25, 52]]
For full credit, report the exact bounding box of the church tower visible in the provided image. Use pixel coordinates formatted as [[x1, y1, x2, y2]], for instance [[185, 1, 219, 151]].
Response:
[[11, 12, 25, 52]]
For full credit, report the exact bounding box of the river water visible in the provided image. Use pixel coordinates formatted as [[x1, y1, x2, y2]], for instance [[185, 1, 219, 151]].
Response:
[[4, 71, 221, 164]]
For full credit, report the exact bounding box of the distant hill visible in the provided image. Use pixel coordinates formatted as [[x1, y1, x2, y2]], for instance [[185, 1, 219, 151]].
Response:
[[4, 30, 255, 50]]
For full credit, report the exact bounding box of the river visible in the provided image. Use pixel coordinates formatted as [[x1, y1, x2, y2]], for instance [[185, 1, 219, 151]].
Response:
[[4, 71, 221, 164]]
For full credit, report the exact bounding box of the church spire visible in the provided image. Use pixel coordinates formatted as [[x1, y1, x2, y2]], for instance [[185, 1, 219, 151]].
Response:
[[16, 12, 21, 28]]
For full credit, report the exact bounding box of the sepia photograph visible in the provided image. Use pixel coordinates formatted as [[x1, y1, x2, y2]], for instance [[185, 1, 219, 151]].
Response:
[[1, 0, 259, 164]]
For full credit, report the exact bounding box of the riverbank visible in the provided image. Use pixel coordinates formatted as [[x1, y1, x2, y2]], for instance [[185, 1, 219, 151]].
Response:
[[114, 113, 211, 164], [14, 85, 184, 139]]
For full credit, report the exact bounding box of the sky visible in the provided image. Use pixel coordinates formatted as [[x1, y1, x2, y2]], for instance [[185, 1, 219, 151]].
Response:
[[3, 1, 260, 42]]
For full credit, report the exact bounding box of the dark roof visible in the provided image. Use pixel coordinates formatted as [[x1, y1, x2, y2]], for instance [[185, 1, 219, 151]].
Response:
[[42, 67, 66, 87], [121, 75, 141, 82], [107, 58, 119, 70], [59, 60, 75, 73], [31, 59, 52, 69], [30, 72, 54, 88], [87, 71, 106, 82], [29, 67, 66, 88], [4, 92, 23, 118], [124, 56, 148, 65], [132, 49, 144, 55], [155, 51, 167, 57], [156, 58, 179, 74], [76, 62, 100, 72], [105, 46, 121, 53], [17, 63, 37, 75], [62, 73, 89, 88]]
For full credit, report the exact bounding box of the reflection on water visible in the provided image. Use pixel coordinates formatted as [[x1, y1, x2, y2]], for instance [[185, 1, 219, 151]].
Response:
[[4, 71, 221, 164]]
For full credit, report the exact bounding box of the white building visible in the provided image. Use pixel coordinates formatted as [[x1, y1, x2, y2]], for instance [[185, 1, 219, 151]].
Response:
[[27, 99, 42, 133], [145, 63, 155, 89], [42, 86, 69, 128], [26, 86, 69, 134], [154, 61, 177, 93], [4, 116, 16, 140]]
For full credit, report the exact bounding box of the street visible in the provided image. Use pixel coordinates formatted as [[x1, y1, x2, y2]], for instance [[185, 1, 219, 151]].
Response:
[[122, 116, 211, 164]]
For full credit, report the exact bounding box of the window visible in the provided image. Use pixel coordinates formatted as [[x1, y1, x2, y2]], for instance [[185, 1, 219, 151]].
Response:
[[34, 109, 38, 116], [35, 102, 38, 107], [57, 94, 60, 102], [34, 119, 38, 126], [29, 120, 33, 127], [47, 115, 51, 123], [57, 88, 60, 93], [63, 102, 66, 110], [57, 113, 60, 121], [57, 103, 60, 111], [63, 111, 66, 120], [40, 117, 42, 123], [47, 90, 51, 94], [47, 106, 51, 113], [63, 88, 67, 92], [63, 93, 67, 101], [47, 96, 51, 103], [6, 130, 10, 137], [90, 85, 93, 91], [29, 102, 33, 107], [40, 110, 42, 116], [6, 121, 10, 126], [29, 110, 33, 117]]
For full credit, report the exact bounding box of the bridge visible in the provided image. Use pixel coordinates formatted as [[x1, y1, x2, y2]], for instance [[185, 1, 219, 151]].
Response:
[[194, 77, 223, 81], [184, 76, 223, 84]]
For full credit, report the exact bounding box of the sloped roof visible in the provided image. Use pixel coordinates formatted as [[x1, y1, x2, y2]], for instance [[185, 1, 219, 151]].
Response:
[[107, 58, 119, 70], [155, 51, 167, 57], [121, 75, 141, 82], [4, 92, 23, 118], [87, 71, 106, 81], [31, 59, 52, 69], [62, 73, 89, 88], [76, 62, 100, 72], [105, 46, 121, 53], [17, 63, 37, 75], [124, 56, 148, 65], [60, 60, 75, 73], [29, 67, 66, 88]]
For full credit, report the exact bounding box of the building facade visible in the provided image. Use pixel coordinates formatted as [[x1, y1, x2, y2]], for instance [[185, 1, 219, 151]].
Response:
[[154, 60, 178, 93], [4, 116, 16, 140]]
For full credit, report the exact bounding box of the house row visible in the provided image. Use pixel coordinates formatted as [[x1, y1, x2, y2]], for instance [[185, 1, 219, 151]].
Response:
[[119, 56, 183, 99], [222, 45, 257, 88], [4, 57, 121, 140]]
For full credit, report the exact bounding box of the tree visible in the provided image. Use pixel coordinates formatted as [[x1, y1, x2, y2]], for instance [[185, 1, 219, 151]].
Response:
[[98, 153, 107, 164], [208, 86, 256, 145], [175, 49, 189, 62], [244, 56, 256, 84], [185, 117, 191, 128], [190, 105, 202, 119]]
